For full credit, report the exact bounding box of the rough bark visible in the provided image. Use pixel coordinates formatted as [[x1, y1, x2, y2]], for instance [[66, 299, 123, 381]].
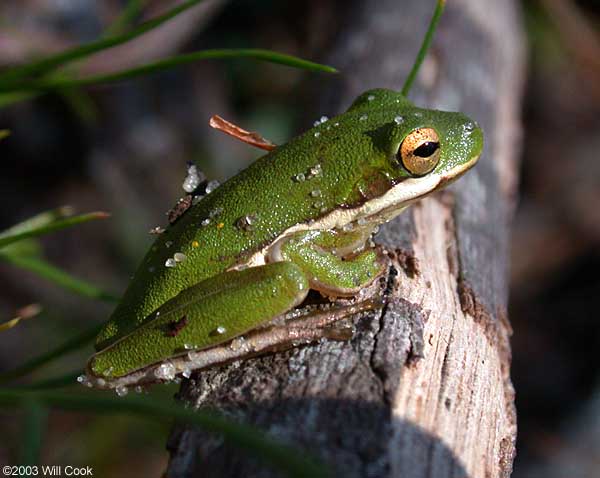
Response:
[[166, 0, 525, 477]]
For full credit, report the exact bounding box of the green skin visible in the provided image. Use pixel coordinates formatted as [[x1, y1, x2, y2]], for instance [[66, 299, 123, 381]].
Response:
[[87, 88, 483, 383]]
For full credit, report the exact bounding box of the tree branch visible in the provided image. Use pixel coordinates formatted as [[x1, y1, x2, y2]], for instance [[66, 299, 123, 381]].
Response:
[[166, 1, 525, 476]]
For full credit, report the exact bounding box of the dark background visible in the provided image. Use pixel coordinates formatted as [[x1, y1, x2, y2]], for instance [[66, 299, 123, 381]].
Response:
[[0, 0, 598, 476]]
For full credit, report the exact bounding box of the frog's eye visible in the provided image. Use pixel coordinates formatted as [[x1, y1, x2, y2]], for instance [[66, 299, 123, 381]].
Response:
[[398, 128, 441, 176]]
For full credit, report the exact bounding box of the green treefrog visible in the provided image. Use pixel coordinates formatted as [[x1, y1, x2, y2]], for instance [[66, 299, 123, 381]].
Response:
[[82, 87, 482, 393]]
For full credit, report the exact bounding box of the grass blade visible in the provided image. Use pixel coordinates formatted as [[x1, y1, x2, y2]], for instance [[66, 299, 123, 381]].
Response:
[[401, 0, 446, 96], [20, 399, 48, 465], [16, 371, 84, 390], [59, 87, 99, 122], [0, 324, 101, 384], [0, 211, 110, 249], [16, 48, 337, 91], [0, 91, 40, 108], [0, 0, 207, 88], [0, 253, 118, 302], [0, 207, 73, 238], [105, 0, 149, 37], [0, 389, 331, 478]]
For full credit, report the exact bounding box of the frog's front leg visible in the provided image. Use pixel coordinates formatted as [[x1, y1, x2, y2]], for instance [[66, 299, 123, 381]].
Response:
[[270, 228, 387, 297], [86, 261, 309, 386]]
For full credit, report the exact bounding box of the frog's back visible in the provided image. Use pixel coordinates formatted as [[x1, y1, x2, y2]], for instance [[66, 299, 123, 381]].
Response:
[[95, 113, 378, 349]]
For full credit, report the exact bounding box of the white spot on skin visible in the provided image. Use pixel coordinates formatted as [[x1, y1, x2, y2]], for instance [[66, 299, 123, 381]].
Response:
[[216, 326, 226, 335], [394, 116, 404, 124], [182, 163, 203, 193], [462, 122, 477, 136], [165, 258, 176, 268], [115, 385, 128, 397], [367, 94, 375, 101], [230, 336, 246, 351], [205, 180, 220, 194], [314, 132, 320, 138], [154, 362, 176, 380], [307, 164, 322, 178], [174, 252, 187, 262], [209, 207, 224, 218], [313, 116, 329, 126], [359, 114, 368, 121], [236, 215, 256, 231]]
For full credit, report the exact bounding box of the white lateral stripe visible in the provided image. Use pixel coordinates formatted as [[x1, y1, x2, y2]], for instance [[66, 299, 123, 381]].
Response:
[[240, 155, 479, 269]]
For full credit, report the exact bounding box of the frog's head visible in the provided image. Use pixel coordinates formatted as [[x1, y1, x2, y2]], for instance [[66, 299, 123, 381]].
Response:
[[339, 88, 483, 223]]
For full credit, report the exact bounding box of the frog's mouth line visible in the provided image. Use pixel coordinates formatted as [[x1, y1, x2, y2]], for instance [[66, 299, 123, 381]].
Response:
[[364, 152, 481, 224]]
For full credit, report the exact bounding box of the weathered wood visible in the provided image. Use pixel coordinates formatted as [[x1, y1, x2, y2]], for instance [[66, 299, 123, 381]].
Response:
[[166, 1, 525, 477]]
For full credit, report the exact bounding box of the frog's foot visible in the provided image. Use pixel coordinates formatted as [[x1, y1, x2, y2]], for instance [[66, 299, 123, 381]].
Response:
[[81, 274, 386, 393], [273, 229, 388, 297]]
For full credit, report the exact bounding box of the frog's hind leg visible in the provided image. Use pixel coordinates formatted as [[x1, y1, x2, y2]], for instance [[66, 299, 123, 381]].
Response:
[[170, 296, 383, 376], [86, 261, 309, 389], [86, 283, 384, 391]]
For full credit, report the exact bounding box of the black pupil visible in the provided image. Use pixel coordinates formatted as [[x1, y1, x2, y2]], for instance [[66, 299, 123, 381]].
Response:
[[413, 141, 440, 157]]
